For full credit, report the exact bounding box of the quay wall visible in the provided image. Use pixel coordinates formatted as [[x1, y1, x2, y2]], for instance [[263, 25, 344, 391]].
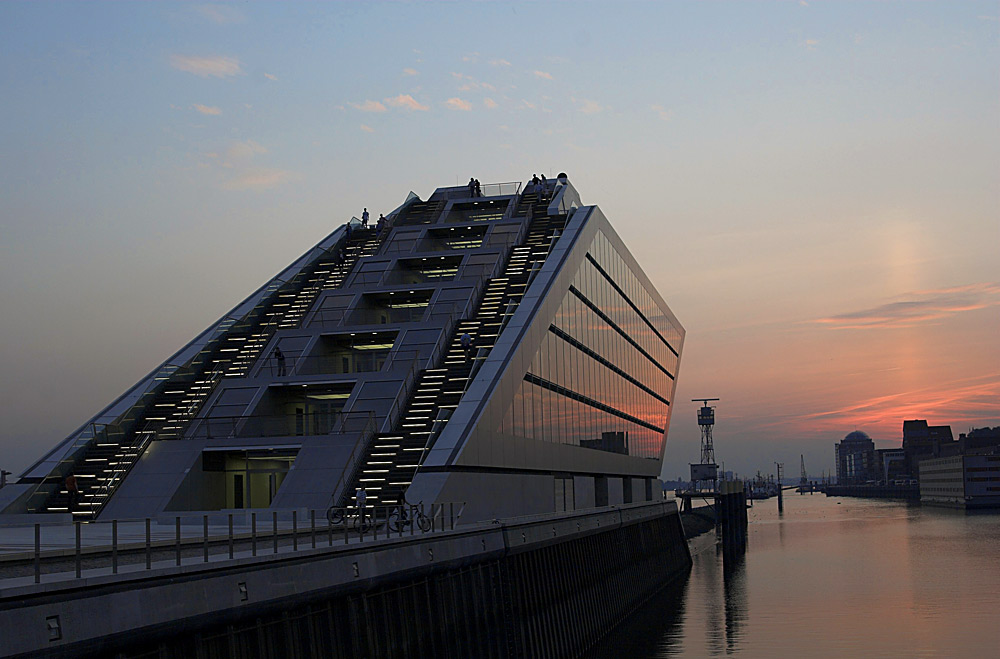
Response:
[[824, 484, 919, 500], [1, 501, 690, 658]]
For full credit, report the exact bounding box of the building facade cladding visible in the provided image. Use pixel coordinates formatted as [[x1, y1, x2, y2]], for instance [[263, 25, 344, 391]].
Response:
[[409, 202, 685, 519], [498, 230, 682, 459], [920, 454, 1000, 508], [835, 431, 877, 484]]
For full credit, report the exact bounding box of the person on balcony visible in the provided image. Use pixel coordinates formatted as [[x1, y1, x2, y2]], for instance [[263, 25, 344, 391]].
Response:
[[273, 347, 286, 376]]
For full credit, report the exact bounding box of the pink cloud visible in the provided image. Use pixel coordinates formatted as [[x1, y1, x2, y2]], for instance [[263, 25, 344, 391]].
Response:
[[385, 94, 429, 111], [191, 104, 222, 116], [350, 100, 387, 113], [815, 283, 1000, 329], [170, 55, 242, 78], [223, 168, 295, 191], [445, 97, 472, 111]]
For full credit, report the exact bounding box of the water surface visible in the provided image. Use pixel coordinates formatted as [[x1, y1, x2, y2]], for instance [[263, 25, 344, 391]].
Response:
[[589, 494, 1000, 657]]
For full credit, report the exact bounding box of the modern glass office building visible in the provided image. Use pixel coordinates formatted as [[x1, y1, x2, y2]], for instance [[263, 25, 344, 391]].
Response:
[[1, 176, 685, 522]]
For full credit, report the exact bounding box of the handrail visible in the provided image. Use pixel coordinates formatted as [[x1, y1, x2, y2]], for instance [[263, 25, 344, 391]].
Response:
[[406, 408, 452, 493], [461, 346, 490, 395], [330, 411, 378, 508], [16, 215, 380, 517], [7, 501, 472, 593], [379, 353, 422, 434], [186, 410, 376, 441], [437, 180, 522, 200], [497, 301, 519, 337], [256, 349, 409, 379], [303, 307, 348, 329]]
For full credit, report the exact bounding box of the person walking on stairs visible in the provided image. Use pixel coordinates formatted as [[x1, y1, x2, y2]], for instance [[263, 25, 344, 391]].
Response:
[[460, 332, 474, 363]]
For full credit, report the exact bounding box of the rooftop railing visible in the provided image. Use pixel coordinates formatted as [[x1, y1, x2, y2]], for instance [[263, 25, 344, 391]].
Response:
[[437, 180, 522, 200]]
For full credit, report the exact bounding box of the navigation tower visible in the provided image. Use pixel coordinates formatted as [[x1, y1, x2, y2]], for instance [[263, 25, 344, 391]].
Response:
[[690, 398, 720, 490]]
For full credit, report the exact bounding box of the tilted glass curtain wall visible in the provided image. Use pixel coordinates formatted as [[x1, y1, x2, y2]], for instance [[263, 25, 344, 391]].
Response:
[[500, 231, 682, 459]]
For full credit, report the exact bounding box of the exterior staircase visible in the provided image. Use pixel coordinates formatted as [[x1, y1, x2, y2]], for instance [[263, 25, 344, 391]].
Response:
[[343, 196, 567, 507], [37, 225, 385, 519]]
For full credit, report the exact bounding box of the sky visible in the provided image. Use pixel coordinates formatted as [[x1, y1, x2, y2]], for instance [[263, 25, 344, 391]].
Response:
[[1, 1, 997, 482]]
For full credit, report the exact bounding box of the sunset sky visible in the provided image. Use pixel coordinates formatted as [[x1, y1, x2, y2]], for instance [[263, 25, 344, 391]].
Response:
[[1, 2, 997, 481]]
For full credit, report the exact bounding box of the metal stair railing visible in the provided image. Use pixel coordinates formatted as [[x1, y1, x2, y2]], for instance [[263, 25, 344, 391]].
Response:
[[329, 411, 378, 508], [379, 351, 424, 434], [23, 219, 384, 517], [407, 407, 453, 489]]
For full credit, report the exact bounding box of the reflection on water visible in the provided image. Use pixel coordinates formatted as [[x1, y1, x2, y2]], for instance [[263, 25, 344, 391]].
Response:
[[587, 495, 1000, 658]]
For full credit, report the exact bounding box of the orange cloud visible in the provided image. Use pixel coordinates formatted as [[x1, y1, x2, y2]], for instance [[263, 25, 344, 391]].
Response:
[[774, 372, 1000, 441]]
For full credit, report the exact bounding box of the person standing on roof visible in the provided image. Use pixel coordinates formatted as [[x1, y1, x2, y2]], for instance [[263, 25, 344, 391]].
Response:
[[474, 179, 482, 197], [468, 177, 476, 197], [361, 208, 370, 229]]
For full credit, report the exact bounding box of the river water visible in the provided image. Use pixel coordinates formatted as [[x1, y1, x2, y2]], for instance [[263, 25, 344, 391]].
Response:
[[588, 494, 1000, 658]]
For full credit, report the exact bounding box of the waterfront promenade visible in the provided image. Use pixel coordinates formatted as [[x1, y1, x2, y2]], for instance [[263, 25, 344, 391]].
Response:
[[0, 501, 689, 657]]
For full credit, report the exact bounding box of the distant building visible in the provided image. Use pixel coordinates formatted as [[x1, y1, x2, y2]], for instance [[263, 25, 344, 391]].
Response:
[[835, 431, 877, 484], [902, 420, 953, 478], [957, 426, 1000, 454], [875, 447, 907, 484], [919, 452, 1000, 509]]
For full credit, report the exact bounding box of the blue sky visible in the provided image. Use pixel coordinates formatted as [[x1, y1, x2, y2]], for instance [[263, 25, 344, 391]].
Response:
[[1, 1, 998, 480]]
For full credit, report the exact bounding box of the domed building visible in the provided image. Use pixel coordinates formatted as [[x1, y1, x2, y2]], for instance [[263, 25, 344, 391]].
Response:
[[835, 430, 877, 484]]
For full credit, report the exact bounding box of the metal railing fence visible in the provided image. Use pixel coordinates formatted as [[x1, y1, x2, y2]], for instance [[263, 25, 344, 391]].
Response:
[[15, 503, 465, 586]]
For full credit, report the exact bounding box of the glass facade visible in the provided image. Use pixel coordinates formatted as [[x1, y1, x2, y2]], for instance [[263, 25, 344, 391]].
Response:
[[499, 231, 682, 459]]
